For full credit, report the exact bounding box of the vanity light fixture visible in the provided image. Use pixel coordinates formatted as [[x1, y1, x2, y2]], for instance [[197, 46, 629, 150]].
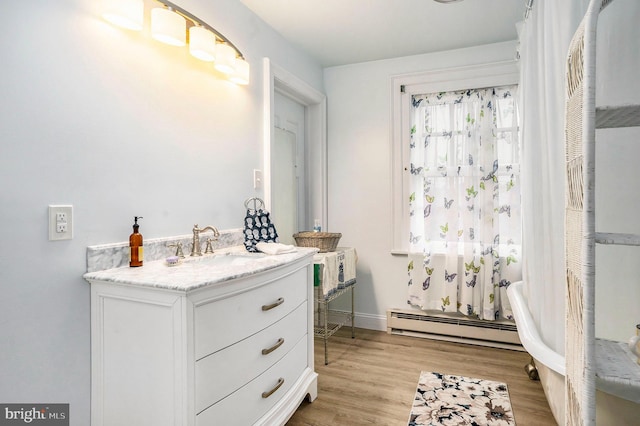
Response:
[[230, 58, 250, 85], [189, 25, 216, 62], [151, 6, 186, 46], [214, 43, 236, 75], [102, 0, 144, 31], [101, 0, 250, 85]]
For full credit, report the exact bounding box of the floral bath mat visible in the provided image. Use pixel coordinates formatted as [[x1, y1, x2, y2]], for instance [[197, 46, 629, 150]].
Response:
[[408, 371, 515, 425]]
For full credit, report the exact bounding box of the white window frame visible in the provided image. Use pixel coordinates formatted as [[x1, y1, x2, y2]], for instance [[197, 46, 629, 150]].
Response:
[[390, 61, 519, 254]]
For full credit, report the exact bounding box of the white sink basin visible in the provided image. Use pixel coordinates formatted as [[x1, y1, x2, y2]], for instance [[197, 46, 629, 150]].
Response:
[[185, 253, 267, 268]]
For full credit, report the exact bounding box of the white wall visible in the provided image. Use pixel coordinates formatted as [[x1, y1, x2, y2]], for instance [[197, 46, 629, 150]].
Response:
[[323, 41, 519, 329], [0, 0, 322, 424]]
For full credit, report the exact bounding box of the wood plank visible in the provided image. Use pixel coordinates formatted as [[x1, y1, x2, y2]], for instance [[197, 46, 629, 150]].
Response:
[[287, 328, 556, 426]]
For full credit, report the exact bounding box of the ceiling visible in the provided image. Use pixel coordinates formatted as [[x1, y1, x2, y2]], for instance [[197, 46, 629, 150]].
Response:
[[240, 0, 527, 67]]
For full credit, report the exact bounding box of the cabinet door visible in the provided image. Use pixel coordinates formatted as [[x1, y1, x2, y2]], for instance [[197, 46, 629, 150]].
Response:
[[91, 285, 186, 426]]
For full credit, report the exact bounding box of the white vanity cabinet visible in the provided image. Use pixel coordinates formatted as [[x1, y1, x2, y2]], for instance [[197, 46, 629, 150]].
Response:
[[86, 252, 317, 426]]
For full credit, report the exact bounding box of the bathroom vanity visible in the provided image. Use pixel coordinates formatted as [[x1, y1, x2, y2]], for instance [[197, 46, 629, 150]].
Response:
[[84, 246, 318, 426]]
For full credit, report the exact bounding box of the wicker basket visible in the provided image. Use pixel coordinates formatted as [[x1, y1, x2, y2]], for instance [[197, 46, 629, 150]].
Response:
[[293, 231, 342, 253]]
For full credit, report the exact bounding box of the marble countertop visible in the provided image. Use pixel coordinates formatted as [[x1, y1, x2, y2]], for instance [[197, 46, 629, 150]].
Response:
[[83, 245, 318, 292]]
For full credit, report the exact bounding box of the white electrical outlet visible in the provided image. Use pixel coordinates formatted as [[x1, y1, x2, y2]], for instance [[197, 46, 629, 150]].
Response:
[[49, 205, 73, 241]]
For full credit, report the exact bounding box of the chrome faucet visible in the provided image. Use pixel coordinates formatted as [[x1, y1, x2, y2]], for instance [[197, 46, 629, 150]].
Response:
[[191, 224, 220, 256], [167, 242, 185, 258]]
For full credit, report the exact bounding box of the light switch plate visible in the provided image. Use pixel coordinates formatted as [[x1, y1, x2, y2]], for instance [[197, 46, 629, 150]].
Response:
[[49, 205, 73, 241], [253, 169, 263, 189]]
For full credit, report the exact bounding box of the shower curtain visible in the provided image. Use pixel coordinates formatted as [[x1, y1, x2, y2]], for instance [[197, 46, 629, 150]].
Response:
[[518, 0, 588, 356], [407, 87, 521, 321]]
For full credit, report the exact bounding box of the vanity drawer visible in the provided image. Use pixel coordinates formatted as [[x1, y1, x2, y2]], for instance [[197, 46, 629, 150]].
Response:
[[194, 267, 307, 359], [196, 335, 308, 426], [195, 301, 307, 413]]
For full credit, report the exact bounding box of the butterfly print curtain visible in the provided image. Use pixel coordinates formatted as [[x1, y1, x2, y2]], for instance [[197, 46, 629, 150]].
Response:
[[407, 86, 521, 321]]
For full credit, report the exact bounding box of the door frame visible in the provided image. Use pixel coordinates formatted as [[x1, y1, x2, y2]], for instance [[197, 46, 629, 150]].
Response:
[[262, 58, 328, 231]]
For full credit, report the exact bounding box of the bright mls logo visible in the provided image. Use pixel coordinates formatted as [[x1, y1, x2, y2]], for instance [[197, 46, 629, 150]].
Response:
[[0, 404, 68, 426]]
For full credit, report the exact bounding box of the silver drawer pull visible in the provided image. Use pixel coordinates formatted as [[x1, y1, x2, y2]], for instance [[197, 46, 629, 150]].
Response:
[[261, 297, 284, 311], [261, 377, 285, 399], [261, 338, 285, 355]]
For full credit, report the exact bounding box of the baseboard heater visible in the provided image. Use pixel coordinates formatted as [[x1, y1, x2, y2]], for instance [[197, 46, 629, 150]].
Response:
[[387, 309, 523, 351]]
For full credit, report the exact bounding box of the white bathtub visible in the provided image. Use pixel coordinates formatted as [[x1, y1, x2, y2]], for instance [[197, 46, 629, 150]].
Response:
[[507, 281, 640, 425]]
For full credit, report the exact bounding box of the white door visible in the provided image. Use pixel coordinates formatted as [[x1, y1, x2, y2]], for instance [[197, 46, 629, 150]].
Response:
[[272, 127, 297, 245], [272, 92, 305, 245]]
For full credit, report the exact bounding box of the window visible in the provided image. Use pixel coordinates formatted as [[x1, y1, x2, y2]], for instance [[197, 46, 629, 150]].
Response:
[[408, 85, 520, 255], [391, 61, 520, 254]]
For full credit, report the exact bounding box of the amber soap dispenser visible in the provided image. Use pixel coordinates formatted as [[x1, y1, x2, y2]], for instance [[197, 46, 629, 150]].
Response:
[[129, 216, 143, 267]]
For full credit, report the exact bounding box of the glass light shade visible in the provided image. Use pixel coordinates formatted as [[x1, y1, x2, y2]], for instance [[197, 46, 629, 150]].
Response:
[[102, 0, 144, 31], [214, 43, 236, 75], [229, 58, 250, 85], [189, 26, 216, 62], [151, 8, 186, 47]]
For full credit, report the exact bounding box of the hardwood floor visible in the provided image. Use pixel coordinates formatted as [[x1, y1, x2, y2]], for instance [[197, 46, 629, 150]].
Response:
[[287, 328, 557, 426]]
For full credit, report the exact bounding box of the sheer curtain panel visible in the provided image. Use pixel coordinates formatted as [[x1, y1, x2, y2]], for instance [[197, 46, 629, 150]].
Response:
[[407, 86, 521, 321]]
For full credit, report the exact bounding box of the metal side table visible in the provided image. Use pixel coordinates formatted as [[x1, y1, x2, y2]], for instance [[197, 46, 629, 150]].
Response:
[[313, 247, 357, 365]]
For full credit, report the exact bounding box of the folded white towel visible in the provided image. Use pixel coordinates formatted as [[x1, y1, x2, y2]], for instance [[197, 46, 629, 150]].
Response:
[[255, 242, 297, 255], [314, 247, 357, 298]]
